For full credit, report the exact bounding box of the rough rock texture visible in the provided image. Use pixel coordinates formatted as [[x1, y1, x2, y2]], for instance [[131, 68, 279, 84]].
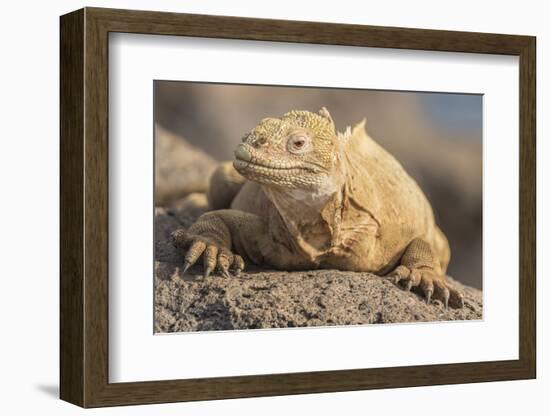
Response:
[[155, 200, 482, 333], [155, 125, 217, 206]]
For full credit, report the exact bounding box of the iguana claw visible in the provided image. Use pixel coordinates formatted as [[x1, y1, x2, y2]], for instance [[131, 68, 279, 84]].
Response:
[[425, 290, 432, 305], [203, 265, 214, 279], [182, 261, 191, 275]]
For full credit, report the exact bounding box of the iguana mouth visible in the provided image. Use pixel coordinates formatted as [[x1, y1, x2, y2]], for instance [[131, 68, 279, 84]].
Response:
[[233, 158, 310, 172], [233, 144, 322, 174]]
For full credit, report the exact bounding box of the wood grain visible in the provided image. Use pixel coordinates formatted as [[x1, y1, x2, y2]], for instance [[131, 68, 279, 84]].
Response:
[[59, 8, 84, 406], [60, 7, 537, 408]]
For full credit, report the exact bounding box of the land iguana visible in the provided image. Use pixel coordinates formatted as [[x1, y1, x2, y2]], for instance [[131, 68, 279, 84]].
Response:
[[171, 108, 464, 308]]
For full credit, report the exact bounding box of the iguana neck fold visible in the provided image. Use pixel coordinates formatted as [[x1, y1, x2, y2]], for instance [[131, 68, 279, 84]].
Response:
[[260, 150, 355, 259]]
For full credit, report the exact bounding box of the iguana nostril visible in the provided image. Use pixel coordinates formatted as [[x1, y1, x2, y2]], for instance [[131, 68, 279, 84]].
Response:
[[234, 144, 252, 161]]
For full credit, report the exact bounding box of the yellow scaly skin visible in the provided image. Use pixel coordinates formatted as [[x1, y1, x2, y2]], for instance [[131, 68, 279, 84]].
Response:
[[171, 108, 464, 308]]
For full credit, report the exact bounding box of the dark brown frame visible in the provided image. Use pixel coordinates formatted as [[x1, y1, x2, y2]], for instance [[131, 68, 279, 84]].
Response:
[[60, 7, 536, 408]]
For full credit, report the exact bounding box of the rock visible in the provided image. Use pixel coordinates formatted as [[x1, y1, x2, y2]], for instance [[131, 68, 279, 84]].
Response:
[[154, 207, 482, 333], [155, 125, 217, 206]]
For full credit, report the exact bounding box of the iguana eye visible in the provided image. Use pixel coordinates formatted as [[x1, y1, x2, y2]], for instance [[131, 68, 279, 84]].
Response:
[[287, 134, 310, 154]]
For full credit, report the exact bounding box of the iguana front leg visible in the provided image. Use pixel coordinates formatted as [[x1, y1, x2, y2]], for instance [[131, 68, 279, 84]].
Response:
[[170, 209, 266, 278], [388, 238, 464, 309]]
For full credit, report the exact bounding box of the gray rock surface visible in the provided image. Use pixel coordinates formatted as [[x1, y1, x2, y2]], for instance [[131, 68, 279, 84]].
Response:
[[155, 126, 217, 206], [154, 201, 483, 333]]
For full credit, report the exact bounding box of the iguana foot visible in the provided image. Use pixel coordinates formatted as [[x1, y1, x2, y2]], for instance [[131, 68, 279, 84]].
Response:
[[171, 228, 245, 278], [388, 265, 464, 309]]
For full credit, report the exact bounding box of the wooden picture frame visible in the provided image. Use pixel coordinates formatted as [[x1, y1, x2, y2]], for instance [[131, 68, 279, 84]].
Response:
[[60, 7, 536, 408]]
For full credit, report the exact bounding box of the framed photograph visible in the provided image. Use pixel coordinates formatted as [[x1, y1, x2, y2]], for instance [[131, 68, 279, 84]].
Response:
[[60, 7, 536, 408]]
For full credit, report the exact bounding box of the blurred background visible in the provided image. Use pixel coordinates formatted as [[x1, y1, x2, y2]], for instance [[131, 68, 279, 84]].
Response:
[[154, 81, 482, 289]]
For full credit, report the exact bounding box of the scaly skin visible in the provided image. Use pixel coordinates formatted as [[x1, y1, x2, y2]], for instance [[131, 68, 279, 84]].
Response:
[[172, 108, 464, 308]]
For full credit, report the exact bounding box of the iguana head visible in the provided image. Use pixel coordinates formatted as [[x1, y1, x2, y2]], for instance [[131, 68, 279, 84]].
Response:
[[233, 108, 340, 191]]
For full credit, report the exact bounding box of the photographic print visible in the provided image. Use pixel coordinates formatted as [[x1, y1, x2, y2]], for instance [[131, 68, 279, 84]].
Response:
[[154, 81, 483, 333]]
